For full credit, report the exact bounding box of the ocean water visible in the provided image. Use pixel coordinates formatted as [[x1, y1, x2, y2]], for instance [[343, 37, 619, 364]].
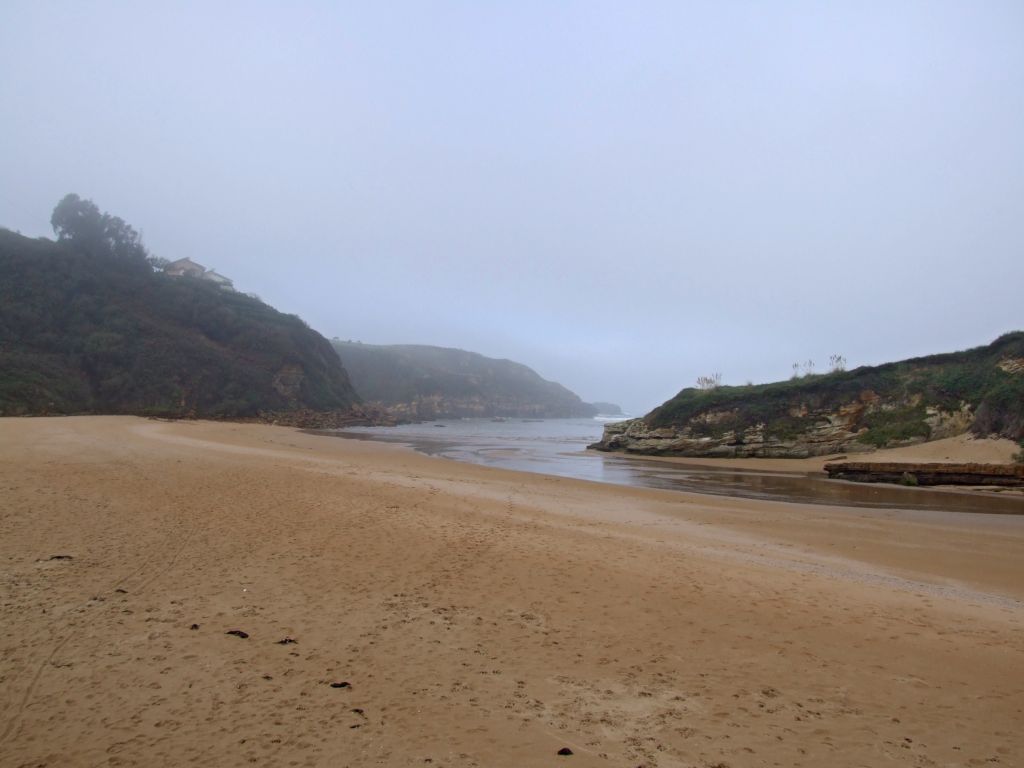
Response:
[[341, 417, 616, 481], [331, 418, 1024, 515]]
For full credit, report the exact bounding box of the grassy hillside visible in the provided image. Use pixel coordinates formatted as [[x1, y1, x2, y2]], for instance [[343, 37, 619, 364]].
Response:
[[646, 333, 1024, 444], [333, 341, 597, 419], [0, 228, 358, 417]]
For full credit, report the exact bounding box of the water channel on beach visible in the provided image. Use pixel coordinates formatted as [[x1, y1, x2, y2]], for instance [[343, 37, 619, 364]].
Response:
[[321, 417, 1024, 516]]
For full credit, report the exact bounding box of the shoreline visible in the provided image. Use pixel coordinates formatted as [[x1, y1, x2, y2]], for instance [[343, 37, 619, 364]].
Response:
[[324, 422, 1024, 513], [2, 416, 1022, 766], [585, 431, 1021, 472]]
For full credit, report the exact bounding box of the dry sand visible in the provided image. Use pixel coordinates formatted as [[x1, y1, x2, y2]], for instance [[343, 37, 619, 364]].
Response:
[[1, 416, 1022, 767]]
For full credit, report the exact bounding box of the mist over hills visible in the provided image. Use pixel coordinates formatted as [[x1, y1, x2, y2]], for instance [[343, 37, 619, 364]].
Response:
[[0, 197, 616, 423], [0, 227, 358, 417], [6, 195, 1014, 449], [333, 341, 602, 419]]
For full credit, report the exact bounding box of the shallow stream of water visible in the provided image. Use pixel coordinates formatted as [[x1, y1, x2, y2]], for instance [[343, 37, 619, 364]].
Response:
[[323, 418, 1024, 515]]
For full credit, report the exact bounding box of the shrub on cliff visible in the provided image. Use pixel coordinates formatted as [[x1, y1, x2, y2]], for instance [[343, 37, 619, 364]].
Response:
[[646, 332, 1024, 445], [51, 193, 149, 265]]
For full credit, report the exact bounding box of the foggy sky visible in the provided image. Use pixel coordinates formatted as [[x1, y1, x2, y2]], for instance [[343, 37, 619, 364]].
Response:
[[2, 2, 1022, 414]]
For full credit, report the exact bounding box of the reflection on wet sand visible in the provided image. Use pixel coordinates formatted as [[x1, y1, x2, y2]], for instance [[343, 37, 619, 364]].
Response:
[[602, 456, 1023, 515]]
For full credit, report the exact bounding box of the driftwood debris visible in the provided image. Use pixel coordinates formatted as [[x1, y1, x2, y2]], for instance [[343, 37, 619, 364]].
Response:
[[824, 461, 1024, 487]]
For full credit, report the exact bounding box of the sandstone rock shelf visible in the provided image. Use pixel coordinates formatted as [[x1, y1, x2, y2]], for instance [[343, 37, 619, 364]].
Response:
[[824, 461, 1024, 487]]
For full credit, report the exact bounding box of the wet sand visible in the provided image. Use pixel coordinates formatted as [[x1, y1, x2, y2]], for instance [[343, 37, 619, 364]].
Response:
[[1, 416, 1022, 767], [334, 423, 1023, 514]]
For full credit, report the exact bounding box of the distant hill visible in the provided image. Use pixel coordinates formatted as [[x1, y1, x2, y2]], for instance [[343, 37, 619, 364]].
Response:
[[0, 227, 358, 417], [332, 341, 598, 419], [590, 401, 624, 416], [592, 333, 1024, 458]]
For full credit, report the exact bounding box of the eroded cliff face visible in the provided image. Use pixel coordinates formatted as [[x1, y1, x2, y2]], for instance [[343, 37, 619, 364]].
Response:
[[593, 334, 1024, 459], [590, 396, 974, 459], [272, 365, 305, 405]]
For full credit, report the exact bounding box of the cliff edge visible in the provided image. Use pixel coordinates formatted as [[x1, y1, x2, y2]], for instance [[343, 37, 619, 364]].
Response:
[[591, 333, 1024, 459]]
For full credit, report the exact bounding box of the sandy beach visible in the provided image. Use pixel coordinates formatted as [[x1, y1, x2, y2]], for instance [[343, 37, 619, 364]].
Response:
[[1, 417, 1022, 767]]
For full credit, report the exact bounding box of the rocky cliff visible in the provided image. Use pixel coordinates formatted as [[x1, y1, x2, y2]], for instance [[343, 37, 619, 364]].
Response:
[[591, 333, 1024, 459], [332, 341, 598, 419]]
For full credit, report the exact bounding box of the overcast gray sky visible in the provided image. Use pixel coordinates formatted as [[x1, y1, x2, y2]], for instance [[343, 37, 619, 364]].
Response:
[[2, 2, 1022, 413]]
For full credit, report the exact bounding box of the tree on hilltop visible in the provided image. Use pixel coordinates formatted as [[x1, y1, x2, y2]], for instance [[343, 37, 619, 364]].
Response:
[[51, 193, 148, 263]]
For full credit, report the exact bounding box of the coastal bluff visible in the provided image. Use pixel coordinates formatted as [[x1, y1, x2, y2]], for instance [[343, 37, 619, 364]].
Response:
[[591, 333, 1024, 459], [332, 341, 599, 420], [0, 225, 359, 418]]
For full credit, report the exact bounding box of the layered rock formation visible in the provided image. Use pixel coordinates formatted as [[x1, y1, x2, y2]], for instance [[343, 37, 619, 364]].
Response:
[[591, 333, 1024, 459], [823, 461, 1024, 487], [592, 401, 973, 459]]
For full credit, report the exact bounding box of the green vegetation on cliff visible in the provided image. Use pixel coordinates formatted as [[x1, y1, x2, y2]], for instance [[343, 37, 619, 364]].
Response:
[[332, 341, 597, 419], [0, 221, 358, 417], [646, 333, 1024, 444]]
